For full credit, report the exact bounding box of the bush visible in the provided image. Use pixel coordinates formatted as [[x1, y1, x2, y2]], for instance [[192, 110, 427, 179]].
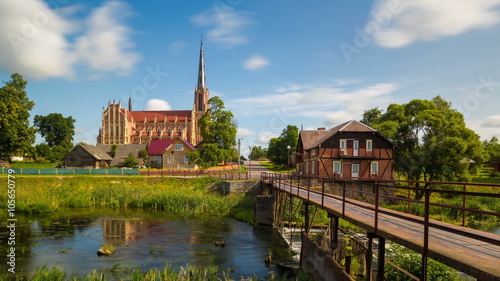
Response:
[[489, 170, 500, 178], [385, 243, 459, 281]]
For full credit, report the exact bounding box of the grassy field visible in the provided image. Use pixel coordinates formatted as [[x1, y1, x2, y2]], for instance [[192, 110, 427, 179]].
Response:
[[258, 161, 295, 173], [0, 176, 255, 223], [9, 161, 58, 169]]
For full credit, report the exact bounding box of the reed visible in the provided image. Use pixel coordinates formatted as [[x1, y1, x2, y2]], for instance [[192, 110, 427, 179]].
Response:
[[0, 176, 254, 221], [0, 265, 313, 280]]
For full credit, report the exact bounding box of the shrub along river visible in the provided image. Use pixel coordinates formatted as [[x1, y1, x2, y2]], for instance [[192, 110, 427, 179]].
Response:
[[2, 208, 295, 279]]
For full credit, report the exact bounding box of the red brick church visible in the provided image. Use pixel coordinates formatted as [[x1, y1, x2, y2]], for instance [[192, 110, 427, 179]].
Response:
[[97, 41, 209, 146]]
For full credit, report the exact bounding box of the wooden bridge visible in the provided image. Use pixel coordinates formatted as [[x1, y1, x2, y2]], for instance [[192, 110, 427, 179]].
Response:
[[260, 173, 500, 281]]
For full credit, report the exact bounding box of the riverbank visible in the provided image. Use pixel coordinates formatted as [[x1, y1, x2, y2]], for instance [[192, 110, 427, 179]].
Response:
[[0, 176, 254, 223]]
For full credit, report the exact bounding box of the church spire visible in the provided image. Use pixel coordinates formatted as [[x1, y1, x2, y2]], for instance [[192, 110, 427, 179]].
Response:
[[197, 37, 206, 89], [128, 95, 132, 111], [194, 37, 209, 112]]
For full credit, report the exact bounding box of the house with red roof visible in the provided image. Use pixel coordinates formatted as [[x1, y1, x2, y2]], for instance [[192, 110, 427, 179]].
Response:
[[148, 138, 196, 169], [294, 120, 394, 180]]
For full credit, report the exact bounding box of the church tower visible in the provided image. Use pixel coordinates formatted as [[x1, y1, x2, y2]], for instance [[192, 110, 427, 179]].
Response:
[[194, 39, 209, 112]]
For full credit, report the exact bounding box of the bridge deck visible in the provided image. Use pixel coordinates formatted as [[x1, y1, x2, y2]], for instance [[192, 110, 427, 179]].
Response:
[[275, 181, 500, 281]]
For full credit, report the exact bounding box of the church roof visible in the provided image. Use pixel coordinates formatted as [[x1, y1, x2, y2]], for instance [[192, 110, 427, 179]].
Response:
[[126, 110, 193, 123]]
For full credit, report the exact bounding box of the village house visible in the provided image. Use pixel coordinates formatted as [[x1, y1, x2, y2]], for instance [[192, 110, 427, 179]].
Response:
[[147, 138, 195, 169], [294, 120, 394, 181], [65, 145, 112, 168]]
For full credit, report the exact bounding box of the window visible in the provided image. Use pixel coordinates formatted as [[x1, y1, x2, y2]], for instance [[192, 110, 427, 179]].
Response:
[[154, 156, 161, 163], [340, 139, 346, 154], [167, 156, 174, 163], [312, 161, 315, 174], [311, 149, 316, 156], [306, 162, 309, 174], [366, 139, 373, 151], [333, 161, 342, 173], [184, 156, 189, 164], [175, 144, 184, 151], [371, 162, 379, 175]]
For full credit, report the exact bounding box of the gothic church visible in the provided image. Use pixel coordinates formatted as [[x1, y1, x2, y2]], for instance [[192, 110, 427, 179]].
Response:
[[97, 41, 209, 146]]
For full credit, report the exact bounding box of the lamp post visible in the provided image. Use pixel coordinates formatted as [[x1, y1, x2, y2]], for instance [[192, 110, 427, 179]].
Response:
[[287, 145, 291, 169], [238, 138, 243, 168], [248, 146, 253, 178]]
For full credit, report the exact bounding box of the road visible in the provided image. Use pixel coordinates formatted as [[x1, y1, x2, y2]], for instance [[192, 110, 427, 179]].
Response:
[[244, 160, 272, 179]]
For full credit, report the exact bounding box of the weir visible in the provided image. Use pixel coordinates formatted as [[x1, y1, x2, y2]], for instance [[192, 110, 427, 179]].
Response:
[[259, 172, 500, 281]]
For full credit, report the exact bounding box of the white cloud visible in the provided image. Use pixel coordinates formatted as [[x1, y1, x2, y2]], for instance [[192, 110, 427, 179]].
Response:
[[75, 1, 140, 76], [0, 0, 140, 80], [257, 131, 279, 145], [237, 128, 257, 137], [482, 115, 500, 127], [232, 81, 398, 127], [145, 99, 172, 110], [191, 9, 252, 47], [243, 55, 269, 70], [169, 40, 190, 54], [371, 0, 500, 48]]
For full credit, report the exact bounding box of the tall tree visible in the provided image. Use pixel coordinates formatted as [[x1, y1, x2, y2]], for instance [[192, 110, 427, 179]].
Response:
[[187, 96, 237, 167], [362, 96, 486, 199], [249, 146, 267, 160], [267, 125, 299, 166], [0, 73, 36, 160], [34, 113, 75, 147], [483, 137, 500, 166]]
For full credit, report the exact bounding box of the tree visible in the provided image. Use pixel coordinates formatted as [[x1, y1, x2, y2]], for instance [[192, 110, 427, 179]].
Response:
[[187, 96, 237, 167], [124, 152, 138, 167], [0, 73, 36, 160], [483, 137, 500, 166], [267, 125, 299, 166], [35, 143, 51, 158], [362, 96, 486, 199], [249, 146, 267, 160], [34, 113, 75, 147]]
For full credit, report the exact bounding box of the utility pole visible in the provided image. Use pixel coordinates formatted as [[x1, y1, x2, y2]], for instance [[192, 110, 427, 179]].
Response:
[[238, 138, 242, 168]]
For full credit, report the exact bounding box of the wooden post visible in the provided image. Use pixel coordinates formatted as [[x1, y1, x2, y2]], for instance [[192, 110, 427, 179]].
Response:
[[422, 189, 430, 281], [377, 236, 385, 281], [329, 214, 339, 250], [366, 233, 374, 281], [304, 202, 310, 235]]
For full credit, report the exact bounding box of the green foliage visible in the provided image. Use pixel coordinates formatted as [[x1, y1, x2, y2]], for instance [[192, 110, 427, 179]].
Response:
[[0, 73, 36, 160], [138, 149, 148, 159], [483, 137, 500, 165], [249, 146, 267, 160], [35, 143, 51, 158], [34, 113, 75, 147], [362, 96, 486, 199], [267, 125, 298, 166], [110, 144, 118, 158], [385, 243, 459, 281], [124, 152, 138, 167], [188, 96, 237, 167]]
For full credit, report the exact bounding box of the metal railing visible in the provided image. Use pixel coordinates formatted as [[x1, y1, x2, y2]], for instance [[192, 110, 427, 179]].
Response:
[[261, 172, 500, 281]]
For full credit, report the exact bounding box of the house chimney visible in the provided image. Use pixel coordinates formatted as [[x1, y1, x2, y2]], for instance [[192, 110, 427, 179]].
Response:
[[318, 127, 326, 130]]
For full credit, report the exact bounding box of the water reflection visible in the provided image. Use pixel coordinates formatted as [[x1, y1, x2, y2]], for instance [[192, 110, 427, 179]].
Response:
[[3, 209, 294, 278]]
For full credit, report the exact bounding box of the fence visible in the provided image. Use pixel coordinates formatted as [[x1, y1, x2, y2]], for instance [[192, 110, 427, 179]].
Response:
[[1, 167, 139, 175]]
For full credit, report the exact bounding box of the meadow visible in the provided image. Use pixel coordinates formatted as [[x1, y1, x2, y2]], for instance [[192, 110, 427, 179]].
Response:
[[0, 176, 255, 223]]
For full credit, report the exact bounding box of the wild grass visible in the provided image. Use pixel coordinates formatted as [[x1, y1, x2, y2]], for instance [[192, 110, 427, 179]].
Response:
[[0, 265, 313, 281], [9, 161, 58, 169], [258, 161, 295, 173], [0, 176, 255, 222]]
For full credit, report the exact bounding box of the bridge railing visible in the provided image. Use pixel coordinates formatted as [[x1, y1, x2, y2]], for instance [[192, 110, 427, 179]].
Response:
[[262, 172, 500, 281]]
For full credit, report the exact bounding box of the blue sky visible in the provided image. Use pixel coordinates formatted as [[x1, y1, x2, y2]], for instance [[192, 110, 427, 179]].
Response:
[[1, 0, 500, 156]]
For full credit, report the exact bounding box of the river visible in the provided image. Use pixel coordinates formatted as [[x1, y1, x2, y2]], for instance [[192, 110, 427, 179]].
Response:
[[2, 208, 295, 279]]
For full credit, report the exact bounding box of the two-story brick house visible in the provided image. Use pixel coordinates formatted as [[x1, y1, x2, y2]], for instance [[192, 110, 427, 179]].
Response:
[[294, 120, 394, 180]]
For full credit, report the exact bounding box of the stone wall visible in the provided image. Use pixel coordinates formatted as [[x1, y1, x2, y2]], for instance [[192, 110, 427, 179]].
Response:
[[219, 180, 262, 195], [254, 195, 275, 226]]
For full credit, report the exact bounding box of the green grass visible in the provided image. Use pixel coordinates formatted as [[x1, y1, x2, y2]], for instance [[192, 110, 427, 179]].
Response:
[[258, 161, 295, 173], [0, 176, 256, 223], [10, 161, 58, 169], [0, 265, 313, 280]]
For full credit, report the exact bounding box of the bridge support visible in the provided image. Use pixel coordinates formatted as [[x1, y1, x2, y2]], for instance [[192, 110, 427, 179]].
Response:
[[329, 214, 339, 250], [366, 232, 386, 281], [304, 202, 310, 235]]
